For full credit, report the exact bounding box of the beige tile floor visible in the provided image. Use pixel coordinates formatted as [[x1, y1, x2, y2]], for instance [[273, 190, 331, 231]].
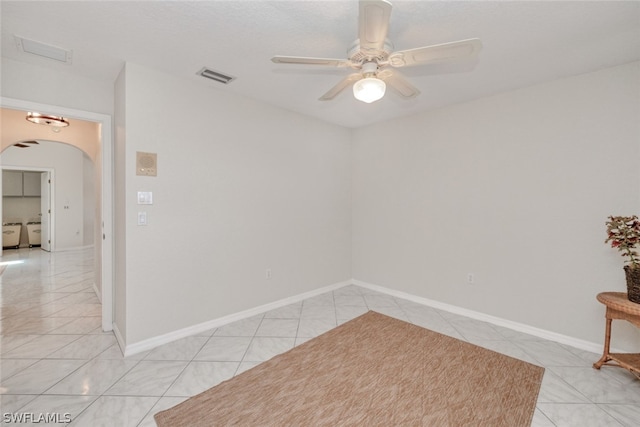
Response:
[[1, 248, 639, 426]]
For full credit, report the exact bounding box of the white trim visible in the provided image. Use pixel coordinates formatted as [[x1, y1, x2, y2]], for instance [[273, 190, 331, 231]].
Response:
[[1, 165, 52, 171], [352, 279, 609, 354], [122, 276, 615, 357], [99, 109, 113, 333], [123, 280, 351, 357], [52, 244, 95, 252], [112, 322, 126, 356], [1, 97, 113, 332], [92, 280, 102, 303]]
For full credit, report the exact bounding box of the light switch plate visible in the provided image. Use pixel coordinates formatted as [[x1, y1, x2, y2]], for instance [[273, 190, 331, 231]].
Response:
[[137, 191, 153, 205], [138, 212, 147, 226]]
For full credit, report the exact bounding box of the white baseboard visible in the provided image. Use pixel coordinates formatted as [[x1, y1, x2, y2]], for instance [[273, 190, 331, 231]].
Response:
[[122, 279, 352, 357], [112, 322, 126, 356], [92, 282, 102, 303], [352, 279, 606, 354], [53, 244, 95, 253], [121, 277, 611, 358]]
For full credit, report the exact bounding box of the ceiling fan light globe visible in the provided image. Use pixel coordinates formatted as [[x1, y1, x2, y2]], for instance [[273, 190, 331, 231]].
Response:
[[353, 77, 386, 103]]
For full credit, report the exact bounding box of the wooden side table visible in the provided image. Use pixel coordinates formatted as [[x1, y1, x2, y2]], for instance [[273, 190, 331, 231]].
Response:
[[593, 292, 640, 379]]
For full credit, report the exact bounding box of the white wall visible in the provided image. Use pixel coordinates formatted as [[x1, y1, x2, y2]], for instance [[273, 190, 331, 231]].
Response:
[[5, 54, 637, 354], [1, 58, 113, 116], [1, 142, 90, 250], [116, 63, 352, 345], [2, 194, 40, 222], [82, 153, 95, 246], [352, 61, 640, 351], [114, 66, 127, 343]]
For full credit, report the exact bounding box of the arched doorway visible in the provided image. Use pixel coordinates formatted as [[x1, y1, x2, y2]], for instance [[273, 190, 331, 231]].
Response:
[[2, 140, 95, 252], [0, 98, 113, 332]]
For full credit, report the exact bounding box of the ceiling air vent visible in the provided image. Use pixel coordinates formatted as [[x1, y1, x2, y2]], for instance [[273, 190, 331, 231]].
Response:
[[15, 36, 72, 64], [197, 67, 235, 84]]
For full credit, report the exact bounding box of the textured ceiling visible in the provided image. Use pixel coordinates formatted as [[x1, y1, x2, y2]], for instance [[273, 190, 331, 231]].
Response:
[[1, 1, 639, 128]]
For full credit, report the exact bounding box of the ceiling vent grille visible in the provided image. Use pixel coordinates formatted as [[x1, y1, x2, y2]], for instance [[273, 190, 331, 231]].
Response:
[[197, 67, 235, 84], [14, 36, 72, 64]]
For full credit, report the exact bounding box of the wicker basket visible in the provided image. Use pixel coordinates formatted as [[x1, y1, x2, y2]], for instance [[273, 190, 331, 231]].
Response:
[[624, 265, 640, 304]]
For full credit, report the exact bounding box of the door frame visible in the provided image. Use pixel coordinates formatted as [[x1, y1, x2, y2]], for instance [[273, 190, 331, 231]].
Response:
[[40, 170, 52, 252], [1, 97, 113, 332], [1, 166, 55, 251]]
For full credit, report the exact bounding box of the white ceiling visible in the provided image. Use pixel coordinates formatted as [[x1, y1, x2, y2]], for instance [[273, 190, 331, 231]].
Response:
[[2, 1, 639, 129]]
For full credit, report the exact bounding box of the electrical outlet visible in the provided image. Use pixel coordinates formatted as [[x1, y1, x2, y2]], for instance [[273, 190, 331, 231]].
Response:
[[266, 269, 272, 280], [467, 273, 475, 284]]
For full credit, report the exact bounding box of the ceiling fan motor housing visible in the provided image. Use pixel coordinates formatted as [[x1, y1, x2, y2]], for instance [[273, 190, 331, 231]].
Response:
[[348, 39, 394, 67], [360, 61, 380, 77]]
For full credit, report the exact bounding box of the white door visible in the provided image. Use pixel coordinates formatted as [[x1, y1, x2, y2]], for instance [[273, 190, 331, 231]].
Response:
[[40, 172, 51, 251]]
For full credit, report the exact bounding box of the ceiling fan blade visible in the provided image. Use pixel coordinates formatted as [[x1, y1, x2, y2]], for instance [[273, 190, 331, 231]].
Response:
[[13, 143, 29, 148], [319, 73, 363, 101], [378, 69, 420, 98], [23, 140, 39, 144], [359, 0, 392, 53], [272, 56, 350, 68], [388, 38, 482, 68]]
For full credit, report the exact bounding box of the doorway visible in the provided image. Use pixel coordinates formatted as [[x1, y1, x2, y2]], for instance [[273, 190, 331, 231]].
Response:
[[0, 97, 113, 332], [1, 166, 53, 251]]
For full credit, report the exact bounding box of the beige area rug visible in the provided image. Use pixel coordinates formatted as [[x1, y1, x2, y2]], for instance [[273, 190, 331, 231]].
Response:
[[155, 311, 544, 427]]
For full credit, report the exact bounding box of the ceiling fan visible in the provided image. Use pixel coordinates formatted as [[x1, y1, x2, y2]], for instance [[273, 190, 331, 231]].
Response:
[[271, 0, 482, 103]]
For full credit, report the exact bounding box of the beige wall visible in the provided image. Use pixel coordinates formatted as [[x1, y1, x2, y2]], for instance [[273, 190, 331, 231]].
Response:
[[116, 63, 352, 345], [352, 61, 640, 351], [1, 107, 100, 161], [4, 52, 638, 354]]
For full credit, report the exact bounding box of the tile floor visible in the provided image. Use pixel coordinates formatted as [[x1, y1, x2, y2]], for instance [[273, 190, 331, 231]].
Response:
[[1, 248, 639, 426]]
